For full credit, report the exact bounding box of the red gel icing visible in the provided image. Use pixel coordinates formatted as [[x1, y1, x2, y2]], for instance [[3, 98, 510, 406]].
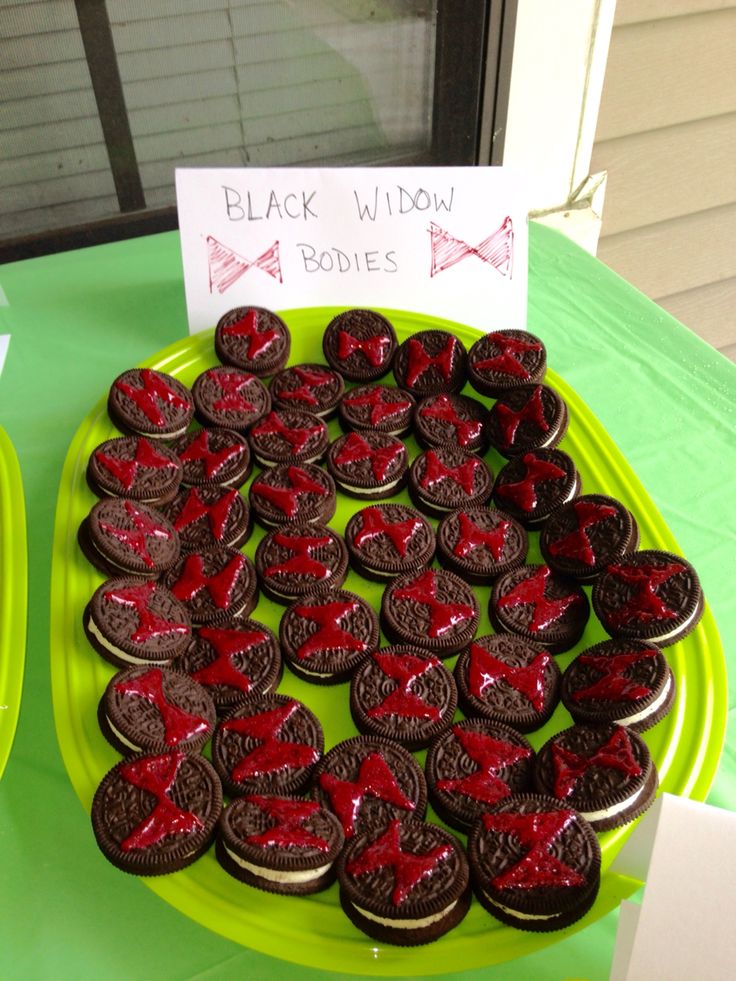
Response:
[[419, 395, 482, 447], [342, 387, 411, 425], [251, 465, 328, 518], [170, 551, 246, 610], [319, 752, 415, 837], [103, 581, 190, 644], [473, 332, 542, 379], [393, 570, 475, 638], [252, 411, 323, 454], [405, 335, 457, 388], [453, 512, 510, 561], [99, 500, 172, 568], [264, 532, 333, 581], [277, 366, 332, 407], [292, 600, 366, 660], [178, 430, 247, 479], [209, 370, 257, 414], [604, 562, 686, 628], [497, 566, 583, 633], [222, 700, 319, 783], [495, 453, 567, 511], [334, 432, 405, 483], [436, 724, 531, 804], [114, 369, 190, 427], [337, 331, 391, 367], [119, 751, 203, 851], [548, 500, 619, 566], [494, 386, 549, 448], [572, 649, 657, 703], [222, 309, 281, 359], [114, 668, 210, 746], [481, 809, 585, 890], [551, 726, 642, 798], [96, 438, 178, 491], [367, 652, 442, 721], [173, 487, 239, 541], [244, 796, 330, 851], [420, 450, 480, 496], [353, 507, 422, 558], [193, 626, 268, 692], [468, 642, 550, 712]]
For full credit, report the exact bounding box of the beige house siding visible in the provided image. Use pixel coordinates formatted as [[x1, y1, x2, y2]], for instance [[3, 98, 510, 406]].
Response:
[[591, 1, 736, 361]]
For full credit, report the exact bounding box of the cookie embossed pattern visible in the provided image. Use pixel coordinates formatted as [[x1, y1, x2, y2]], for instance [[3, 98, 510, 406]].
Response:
[[51, 307, 726, 974]]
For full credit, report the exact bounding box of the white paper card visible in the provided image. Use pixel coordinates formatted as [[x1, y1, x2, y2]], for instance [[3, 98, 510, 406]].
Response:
[[175, 167, 528, 334], [0, 335, 10, 378], [609, 793, 736, 980]]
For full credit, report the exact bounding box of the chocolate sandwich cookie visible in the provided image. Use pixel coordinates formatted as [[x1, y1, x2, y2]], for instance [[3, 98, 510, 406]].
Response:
[[255, 523, 348, 604], [215, 306, 291, 376], [426, 719, 535, 832], [467, 794, 600, 932], [592, 549, 704, 648], [393, 329, 467, 397], [107, 368, 194, 440], [409, 445, 494, 518], [216, 794, 344, 894], [98, 665, 216, 756], [269, 363, 345, 419], [323, 308, 398, 381], [561, 638, 675, 732], [344, 503, 436, 581], [249, 463, 336, 528], [493, 448, 581, 528], [436, 506, 527, 584], [212, 693, 323, 798], [349, 647, 457, 750], [79, 497, 180, 578], [454, 634, 562, 733], [311, 735, 427, 840], [173, 427, 252, 489], [467, 330, 547, 398], [178, 619, 282, 713], [413, 393, 489, 453], [279, 589, 378, 685], [327, 431, 408, 500], [164, 546, 258, 625], [540, 494, 639, 582], [164, 485, 250, 553], [487, 384, 568, 459], [248, 408, 329, 468], [87, 435, 183, 506], [337, 818, 471, 946], [192, 366, 271, 431], [533, 723, 658, 832], [84, 578, 191, 669], [381, 568, 480, 657], [338, 384, 415, 437], [490, 564, 589, 655], [91, 750, 222, 875]]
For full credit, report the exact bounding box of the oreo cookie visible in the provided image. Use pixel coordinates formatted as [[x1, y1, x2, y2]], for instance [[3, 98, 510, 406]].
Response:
[[216, 794, 344, 894], [279, 589, 378, 685], [493, 448, 581, 528], [177, 619, 283, 713], [393, 330, 467, 397], [311, 735, 427, 840], [322, 309, 398, 381], [164, 546, 258, 625], [338, 384, 415, 436], [436, 506, 528, 584], [592, 549, 704, 647], [87, 435, 183, 506], [248, 408, 329, 468], [255, 523, 349, 604], [269, 363, 344, 419], [413, 393, 488, 453], [164, 485, 251, 553], [467, 794, 600, 932], [107, 368, 194, 440], [409, 445, 494, 518], [467, 330, 547, 397], [173, 427, 252, 489], [350, 647, 458, 750], [91, 750, 222, 875], [84, 578, 192, 668], [487, 384, 568, 459], [98, 665, 216, 755], [192, 366, 271, 431], [561, 638, 675, 732], [540, 494, 639, 581], [215, 306, 291, 376], [454, 634, 562, 733], [327, 431, 408, 500], [212, 693, 324, 798], [79, 498, 180, 578], [249, 463, 336, 528], [426, 719, 535, 832], [533, 723, 658, 832], [381, 568, 480, 657], [344, 503, 436, 581], [490, 564, 590, 655], [337, 818, 471, 946]]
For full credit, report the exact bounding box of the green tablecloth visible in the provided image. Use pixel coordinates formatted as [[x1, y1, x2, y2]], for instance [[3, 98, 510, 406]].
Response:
[[0, 222, 733, 980]]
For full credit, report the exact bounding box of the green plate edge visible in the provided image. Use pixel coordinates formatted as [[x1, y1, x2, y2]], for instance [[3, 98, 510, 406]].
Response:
[[50, 308, 727, 975], [0, 423, 28, 779]]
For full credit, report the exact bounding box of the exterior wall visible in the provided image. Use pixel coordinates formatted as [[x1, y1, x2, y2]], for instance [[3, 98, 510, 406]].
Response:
[[591, 1, 736, 360]]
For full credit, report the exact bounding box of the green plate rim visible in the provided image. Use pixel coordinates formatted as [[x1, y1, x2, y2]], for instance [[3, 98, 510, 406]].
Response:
[[50, 307, 727, 974]]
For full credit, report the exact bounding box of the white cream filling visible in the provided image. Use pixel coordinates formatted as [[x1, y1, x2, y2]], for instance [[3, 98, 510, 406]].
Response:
[[224, 844, 331, 884], [145, 425, 189, 440], [353, 899, 457, 930], [254, 452, 322, 469], [87, 616, 173, 666], [338, 476, 403, 495], [579, 783, 644, 824], [482, 894, 558, 922], [647, 602, 701, 644], [105, 716, 143, 752], [615, 675, 672, 727]]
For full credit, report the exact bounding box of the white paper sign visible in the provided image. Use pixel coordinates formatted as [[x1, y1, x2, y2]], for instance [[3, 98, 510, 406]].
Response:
[[175, 167, 528, 334], [609, 793, 736, 980]]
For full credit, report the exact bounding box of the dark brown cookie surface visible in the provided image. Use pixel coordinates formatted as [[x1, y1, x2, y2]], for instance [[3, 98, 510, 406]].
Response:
[[215, 307, 291, 376], [269, 363, 344, 418], [345, 503, 436, 581], [327, 431, 408, 499], [164, 546, 258, 625], [255, 523, 348, 603], [540, 494, 639, 581], [413, 393, 488, 453], [173, 428, 252, 489], [164, 486, 250, 553], [249, 463, 336, 527], [248, 408, 329, 467], [192, 366, 271, 431], [493, 448, 581, 528], [107, 368, 194, 439], [338, 384, 415, 436], [436, 506, 527, 584], [80, 497, 180, 578], [393, 330, 467, 397], [87, 435, 183, 505], [323, 309, 398, 381], [409, 445, 494, 517], [467, 330, 546, 397], [381, 568, 480, 657], [487, 384, 568, 459]]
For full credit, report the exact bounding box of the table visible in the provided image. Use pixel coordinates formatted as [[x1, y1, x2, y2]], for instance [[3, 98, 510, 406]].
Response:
[[0, 221, 733, 980]]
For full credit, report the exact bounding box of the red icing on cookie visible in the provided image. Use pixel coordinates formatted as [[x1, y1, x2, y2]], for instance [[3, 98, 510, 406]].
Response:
[[118, 752, 204, 850], [453, 512, 510, 560], [319, 752, 415, 837], [481, 808, 585, 890], [337, 331, 391, 367], [114, 668, 210, 745], [99, 500, 173, 568], [603, 562, 686, 628], [393, 570, 475, 639], [292, 600, 367, 661], [334, 432, 405, 483], [221, 309, 279, 359], [342, 387, 411, 425], [221, 700, 319, 783], [468, 642, 551, 712], [96, 438, 178, 491], [264, 532, 333, 581], [367, 652, 442, 721], [419, 395, 482, 447], [497, 566, 583, 633], [244, 796, 330, 851], [572, 649, 657, 703], [495, 387, 549, 448], [251, 412, 323, 454], [473, 333, 542, 379], [173, 487, 240, 541], [170, 551, 246, 610], [277, 366, 333, 407], [251, 466, 328, 518], [193, 626, 268, 692], [178, 430, 247, 479], [405, 336, 457, 388], [495, 453, 567, 511], [548, 500, 619, 566], [209, 370, 257, 414], [114, 369, 190, 427], [353, 508, 422, 558], [437, 724, 531, 804], [103, 581, 189, 644], [551, 727, 642, 798], [420, 450, 481, 496]]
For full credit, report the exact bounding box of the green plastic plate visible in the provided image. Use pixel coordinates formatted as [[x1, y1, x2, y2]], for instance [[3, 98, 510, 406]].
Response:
[[50, 309, 727, 974], [0, 423, 28, 779]]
